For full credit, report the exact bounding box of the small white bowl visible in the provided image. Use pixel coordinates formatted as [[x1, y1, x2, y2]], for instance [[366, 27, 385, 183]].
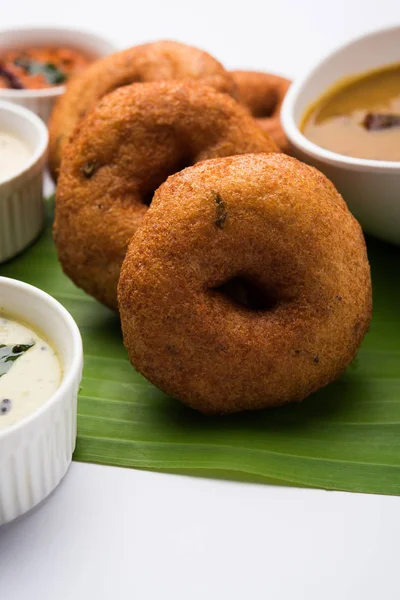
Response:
[[0, 276, 83, 525], [0, 27, 116, 122], [281, 25, 400, 246], [0, 101, 48, 264]]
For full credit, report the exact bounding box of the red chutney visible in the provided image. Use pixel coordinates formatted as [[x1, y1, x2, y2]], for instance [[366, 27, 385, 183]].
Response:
[[0, 46, 93, 90]]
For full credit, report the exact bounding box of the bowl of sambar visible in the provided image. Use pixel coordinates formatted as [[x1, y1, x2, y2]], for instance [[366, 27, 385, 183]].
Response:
[[281, 25, 400, 246]]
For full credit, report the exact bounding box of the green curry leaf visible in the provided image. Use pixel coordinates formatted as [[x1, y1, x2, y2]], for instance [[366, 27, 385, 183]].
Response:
[[0, 343, 35, 377], [15, 58, 67, 85]]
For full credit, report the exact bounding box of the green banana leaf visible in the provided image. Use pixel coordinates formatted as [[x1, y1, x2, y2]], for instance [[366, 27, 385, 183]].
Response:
[[1, 202, 400, 495]]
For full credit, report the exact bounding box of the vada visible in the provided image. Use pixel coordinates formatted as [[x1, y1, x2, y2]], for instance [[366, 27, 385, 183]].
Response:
[[118, 153, 372, 415], [231, 70, 291, 152], [54, 81, 278, 310], [49, 40, 237, 179]]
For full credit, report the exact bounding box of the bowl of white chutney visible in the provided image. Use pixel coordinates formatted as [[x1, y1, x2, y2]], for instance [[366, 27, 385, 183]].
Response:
[[0, 276, 83, 525], [0, 100, 48, 264]]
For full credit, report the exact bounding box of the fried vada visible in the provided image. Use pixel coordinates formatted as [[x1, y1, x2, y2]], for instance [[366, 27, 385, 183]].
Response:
[[54, 81, 278, 310], [118, 153, 372, 415], [231, 70, 291, 152], [48, 40, 237, 179]]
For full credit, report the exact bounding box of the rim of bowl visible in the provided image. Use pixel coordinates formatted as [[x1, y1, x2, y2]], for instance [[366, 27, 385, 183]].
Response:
[[0, 100, 48, 186], [281, 24, 400, 173], [0, 26, 116, 99], [0, 276, 83, 440]]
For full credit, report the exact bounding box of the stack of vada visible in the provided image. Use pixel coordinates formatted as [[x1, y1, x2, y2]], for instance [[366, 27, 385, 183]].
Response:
[[51, 40, 372, 415]]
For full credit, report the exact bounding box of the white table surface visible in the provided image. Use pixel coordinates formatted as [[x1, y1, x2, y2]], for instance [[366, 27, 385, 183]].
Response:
[[1, 1, 400, 598]]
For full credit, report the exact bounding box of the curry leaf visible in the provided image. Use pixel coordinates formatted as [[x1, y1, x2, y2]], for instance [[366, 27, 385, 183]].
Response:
[[0, 343, 35, 377], [15, 59, 67, 85]]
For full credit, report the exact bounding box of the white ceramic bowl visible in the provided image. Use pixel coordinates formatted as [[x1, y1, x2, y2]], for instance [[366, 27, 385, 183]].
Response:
[[0, 277, 83, 525], [0, 100, 48, 264], [281, 25, 400, 246], [0, 27, 116, 122]]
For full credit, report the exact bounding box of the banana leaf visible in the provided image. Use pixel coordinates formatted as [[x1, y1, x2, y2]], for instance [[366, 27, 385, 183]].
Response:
[[1, 202, 400, 495]]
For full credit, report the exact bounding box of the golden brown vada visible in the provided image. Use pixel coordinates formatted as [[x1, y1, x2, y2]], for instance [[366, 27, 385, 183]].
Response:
[[118, 153, 372, 415], [231, 70, 291, 152], [54, 81, 278, 310], [48, 40, 237, 179]]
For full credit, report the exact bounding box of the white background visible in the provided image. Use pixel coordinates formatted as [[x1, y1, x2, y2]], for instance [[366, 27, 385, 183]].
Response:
[[1, 1, 400, 598]]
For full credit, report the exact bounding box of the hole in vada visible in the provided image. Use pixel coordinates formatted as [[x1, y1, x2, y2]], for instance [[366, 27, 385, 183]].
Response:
[[213, 277, 277, 311], [256, 96, 278, 119], [140, 157, 194, 207], [142, 191, 155, 206]]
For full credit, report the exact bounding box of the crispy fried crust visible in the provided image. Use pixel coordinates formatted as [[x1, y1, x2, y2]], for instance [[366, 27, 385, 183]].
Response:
[[48, 40, 237, 179], [231, 71, 291, 152], [118, 153, 372, 415], [54, 81, 278, 310]]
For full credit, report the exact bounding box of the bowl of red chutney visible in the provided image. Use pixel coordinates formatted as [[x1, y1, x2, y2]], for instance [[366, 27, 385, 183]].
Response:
[[0, 27, 116, 122]]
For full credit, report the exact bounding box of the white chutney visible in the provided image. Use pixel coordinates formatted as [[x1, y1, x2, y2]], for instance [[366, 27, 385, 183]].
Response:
[[0, 315, 62, 430], [0, 132, 32, 182]]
